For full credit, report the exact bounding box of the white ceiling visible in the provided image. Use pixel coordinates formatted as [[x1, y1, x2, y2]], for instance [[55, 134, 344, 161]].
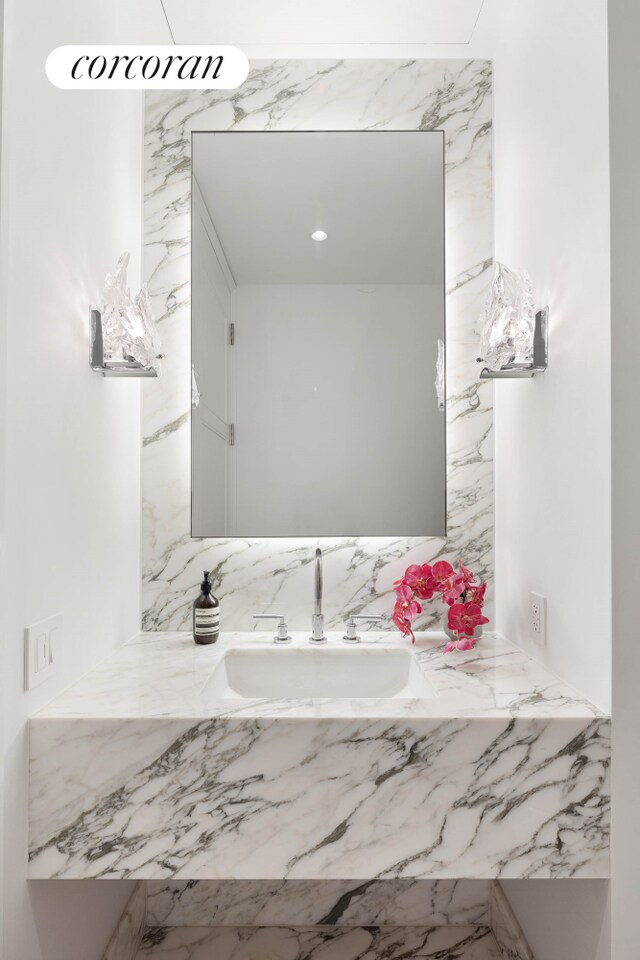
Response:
[[161, 0, 485, 46], [193, 131, 444, 285]]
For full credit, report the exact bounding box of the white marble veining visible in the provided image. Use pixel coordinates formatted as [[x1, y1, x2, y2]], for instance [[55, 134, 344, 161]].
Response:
[[28, 632, 609, 882], [135, 925, 501, 960], [142, 59, 493, 634], [145, 879, 491, 927], [490, 884, 535, 960], [103, 883, 146, 960]]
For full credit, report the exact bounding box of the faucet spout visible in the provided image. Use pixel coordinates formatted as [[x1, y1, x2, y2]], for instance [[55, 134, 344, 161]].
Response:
[[310, 547, 327, 643]]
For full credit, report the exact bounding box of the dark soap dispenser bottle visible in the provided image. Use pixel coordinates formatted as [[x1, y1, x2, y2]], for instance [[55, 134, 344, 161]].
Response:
[[193, 571, 220, 645]]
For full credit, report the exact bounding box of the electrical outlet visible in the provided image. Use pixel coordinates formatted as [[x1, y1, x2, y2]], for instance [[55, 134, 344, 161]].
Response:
[[529, 593, 547, 646], [25, 614, 62, 690]]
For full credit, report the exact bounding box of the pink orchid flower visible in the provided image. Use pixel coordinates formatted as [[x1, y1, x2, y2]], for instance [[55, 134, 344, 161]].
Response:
[[394, 581, 413, 602], [469, 581, 487, 606], [403, 563, 434, 600], [427, 560, 464, 605], [443, 635, 479, 653], [395, 585, 422, 621], [392, 600, 416, 643], [447, 601, 490, 637], [458, 561, 477, 590], [393, 577, 409, 596], [391, 557, 488, 652]]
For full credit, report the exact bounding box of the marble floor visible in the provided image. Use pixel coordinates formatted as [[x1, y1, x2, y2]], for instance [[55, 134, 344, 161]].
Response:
[[134, 925, 502, 960]]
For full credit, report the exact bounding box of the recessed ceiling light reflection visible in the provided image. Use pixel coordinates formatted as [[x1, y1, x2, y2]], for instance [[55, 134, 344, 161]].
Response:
[[311, 230, 328, 242]]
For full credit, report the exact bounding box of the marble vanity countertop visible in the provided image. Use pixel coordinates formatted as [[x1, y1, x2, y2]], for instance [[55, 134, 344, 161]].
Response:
[[29, 632, 609, 881], [33, 630, 605, 721]]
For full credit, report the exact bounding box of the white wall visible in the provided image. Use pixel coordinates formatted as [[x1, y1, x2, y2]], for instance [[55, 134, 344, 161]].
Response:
[[0, 1, 167, 957], [500, 881, 610, 960], [486, 0, 611, 712], [476, 1, 612, 957], [609, 1, 640, 957]]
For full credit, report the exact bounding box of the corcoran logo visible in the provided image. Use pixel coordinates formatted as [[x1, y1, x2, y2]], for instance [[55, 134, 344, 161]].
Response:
[[46, 45, 249, 90]]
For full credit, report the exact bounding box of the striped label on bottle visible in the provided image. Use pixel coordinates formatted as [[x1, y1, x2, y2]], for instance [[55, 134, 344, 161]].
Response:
[[195, 608, 219, 636]]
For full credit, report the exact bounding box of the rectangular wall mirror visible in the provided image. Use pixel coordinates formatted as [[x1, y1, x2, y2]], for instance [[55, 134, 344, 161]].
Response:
[[191, 130, 446, 537]]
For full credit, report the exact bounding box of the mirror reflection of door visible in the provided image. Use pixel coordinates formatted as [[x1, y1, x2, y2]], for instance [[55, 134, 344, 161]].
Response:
[[191, 131, 446, 538], [191, 180, 235, 535]]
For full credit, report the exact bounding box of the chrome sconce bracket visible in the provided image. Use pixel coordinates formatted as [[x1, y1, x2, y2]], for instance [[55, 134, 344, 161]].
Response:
[[479, 307, 548, 379], [90, 308, 159, 378]]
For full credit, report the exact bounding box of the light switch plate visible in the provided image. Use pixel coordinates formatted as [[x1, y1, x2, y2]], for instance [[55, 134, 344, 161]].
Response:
[[25, 614, 62, 690]]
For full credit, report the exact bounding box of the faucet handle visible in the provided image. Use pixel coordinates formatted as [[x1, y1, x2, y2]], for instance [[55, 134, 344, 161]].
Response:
[[253, 614, 291, 644], [342, 614, 384, 644]]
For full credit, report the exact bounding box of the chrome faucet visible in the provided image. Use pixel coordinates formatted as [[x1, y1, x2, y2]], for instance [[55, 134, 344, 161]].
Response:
[[310, 547, 327, 643]]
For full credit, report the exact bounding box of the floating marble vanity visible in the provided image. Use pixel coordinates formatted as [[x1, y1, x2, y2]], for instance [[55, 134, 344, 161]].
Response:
[[29, 632, 609, 882]]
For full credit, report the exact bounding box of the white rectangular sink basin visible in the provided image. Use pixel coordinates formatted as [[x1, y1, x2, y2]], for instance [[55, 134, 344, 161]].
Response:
[[204, 646, 436, 701]]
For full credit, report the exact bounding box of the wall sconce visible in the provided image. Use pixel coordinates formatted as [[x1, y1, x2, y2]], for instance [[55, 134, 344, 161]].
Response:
[[90, 252, 162, 377], [477, 262, 548, 379]]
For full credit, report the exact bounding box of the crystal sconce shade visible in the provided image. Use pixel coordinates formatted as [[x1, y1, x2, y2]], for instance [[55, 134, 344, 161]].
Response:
[[90, 252, 162, 377], [478, 261, 548, 379]]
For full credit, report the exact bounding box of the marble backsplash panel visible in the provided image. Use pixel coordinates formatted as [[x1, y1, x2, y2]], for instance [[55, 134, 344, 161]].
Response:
[[142, 59, 493, 632]]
